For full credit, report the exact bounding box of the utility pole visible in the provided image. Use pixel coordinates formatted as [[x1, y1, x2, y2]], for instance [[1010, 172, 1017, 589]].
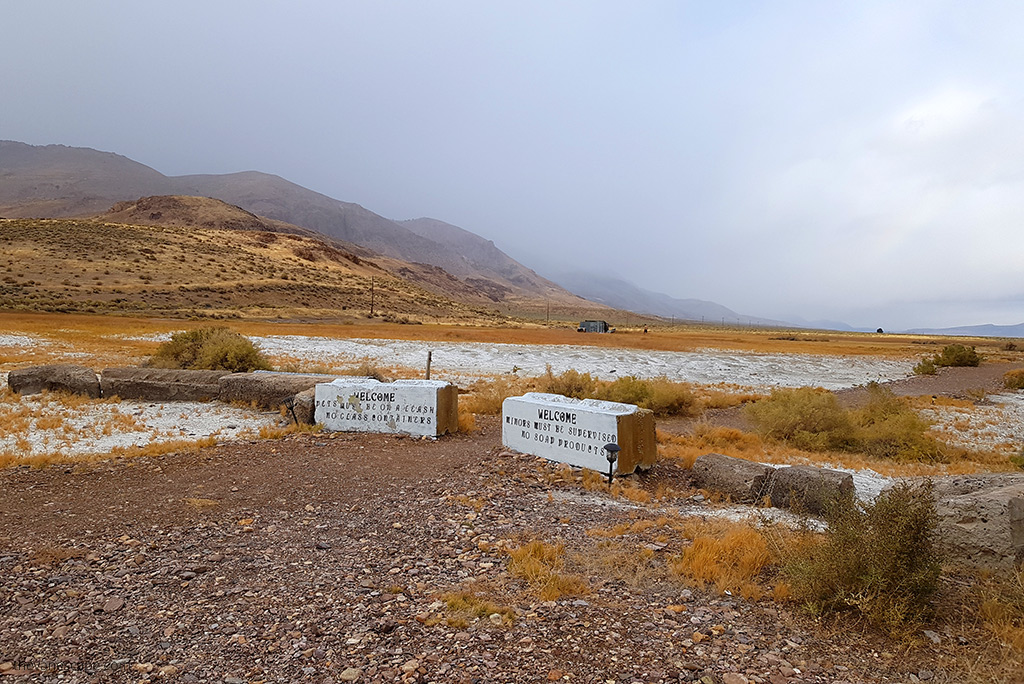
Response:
[[370, 276, 375, 317]]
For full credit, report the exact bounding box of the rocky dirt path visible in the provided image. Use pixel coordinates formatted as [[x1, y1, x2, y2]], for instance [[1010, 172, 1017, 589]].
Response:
[[0, 418, 1011, 684]]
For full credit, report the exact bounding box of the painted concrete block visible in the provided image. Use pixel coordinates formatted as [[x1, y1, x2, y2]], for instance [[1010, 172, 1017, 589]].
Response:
[[501, 392, 656, 474], [314, 378, 458, 437]]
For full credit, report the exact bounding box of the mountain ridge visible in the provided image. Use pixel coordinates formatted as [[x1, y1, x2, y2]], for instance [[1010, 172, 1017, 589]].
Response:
[[0, 140, 592, 312]]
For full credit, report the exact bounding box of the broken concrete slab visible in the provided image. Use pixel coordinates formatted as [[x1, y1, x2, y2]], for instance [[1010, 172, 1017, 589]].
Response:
[[100, 368, 229, 401], [691, 453, 775, 503], [218, 372, 338, 410], [292, 387, 316, 425], [8, 364, 100, 398], [925, 474, 1024, 569], [769, 465, 854, 515]]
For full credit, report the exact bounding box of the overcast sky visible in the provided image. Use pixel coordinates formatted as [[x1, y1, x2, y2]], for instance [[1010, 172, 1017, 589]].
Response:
[[5, 1, 1024, 329]]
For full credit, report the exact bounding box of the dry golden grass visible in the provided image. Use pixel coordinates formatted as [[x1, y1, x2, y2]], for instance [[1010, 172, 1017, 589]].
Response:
[[457, 405, 477, 433], [460, 376, 533, 415], [668, 518, 774, 600], [506, 540, 590, 601], [448, 494, 487, 511], [183, 497, 220, 508], [440, 590, 516, 628], [30, 545, 86, 566], [657, 421, 1015, 477], [978, 568, 1024, 652], [579, 540, 663, 588]]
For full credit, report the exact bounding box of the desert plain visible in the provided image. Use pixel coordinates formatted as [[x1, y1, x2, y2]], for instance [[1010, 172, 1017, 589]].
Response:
[[0, 313, 1023, 684]]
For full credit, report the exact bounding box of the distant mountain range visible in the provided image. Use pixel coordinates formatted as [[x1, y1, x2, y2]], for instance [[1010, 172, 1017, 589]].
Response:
[[551, 272, 787, 326], [5, 140, 1019, 335], [905, 322, 1024, 338]]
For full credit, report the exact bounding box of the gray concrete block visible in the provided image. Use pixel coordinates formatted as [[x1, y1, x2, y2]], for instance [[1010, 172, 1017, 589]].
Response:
[[101, 367, 230, 401], [691, 453, 775, 503], [8, 364, 100, 398], [769, 465, 854, 515]]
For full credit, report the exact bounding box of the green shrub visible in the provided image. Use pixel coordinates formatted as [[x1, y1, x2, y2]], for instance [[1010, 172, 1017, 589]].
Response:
[[784, 482, 941, 640], [1004, 369, 1024, 390], [149, 326, 272, 372], [934, 343, 981, 367], [913, 344, 982, 375], [538, 367, 596, 399], [745, 385, 944, 461], [912, 357, 937, 376], [855, 384, 945, 462], [743, 388, 856, 452]]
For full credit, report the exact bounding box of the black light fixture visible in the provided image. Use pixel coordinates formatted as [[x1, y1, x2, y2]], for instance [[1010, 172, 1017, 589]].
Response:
[[604, 443, 620, 485]]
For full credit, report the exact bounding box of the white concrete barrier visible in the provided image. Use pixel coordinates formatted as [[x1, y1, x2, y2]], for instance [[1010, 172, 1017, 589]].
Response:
[[501, 392, 656, 474], [314, 379, 458, 437]]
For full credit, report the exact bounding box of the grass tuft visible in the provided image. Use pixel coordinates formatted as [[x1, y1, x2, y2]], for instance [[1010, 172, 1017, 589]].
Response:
[[506, 540, 590, 601], [669, 521, 772, 600]]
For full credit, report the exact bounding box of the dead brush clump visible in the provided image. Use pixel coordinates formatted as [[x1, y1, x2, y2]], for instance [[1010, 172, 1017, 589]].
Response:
[[506, 539, 589, 601], [460, 376, 533, 415], [658, 424, 765, 469], [457, 405, 477, 433], [448, 494, 487, 511], [1003, 369, 1024, 391], [577, 468, 652, 502], [31, 545, 86, 566], [340, 361, 392, 382], [695, 386, 765, 410], [580, 541, 664, 588], [536, 367, 699, 417], [438, 590, 516, 628], [778, 483, 941, 641]]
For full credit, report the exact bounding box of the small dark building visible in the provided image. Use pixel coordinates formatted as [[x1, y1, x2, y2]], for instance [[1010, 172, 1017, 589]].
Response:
[[577, 320, 611, 333]]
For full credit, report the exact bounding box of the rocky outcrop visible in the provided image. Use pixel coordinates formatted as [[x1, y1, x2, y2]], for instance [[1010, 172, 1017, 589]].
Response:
[[7, 364, 100, 398], [691, 453, 775, 503], [218, 372, 338, 410], [100, 368, 230, 401], [769, 465, 854, 515], [925, 474, 1024, 569]]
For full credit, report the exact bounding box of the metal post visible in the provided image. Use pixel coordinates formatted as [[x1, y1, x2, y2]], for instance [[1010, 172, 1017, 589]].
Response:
[[425, 350, 432, 379]]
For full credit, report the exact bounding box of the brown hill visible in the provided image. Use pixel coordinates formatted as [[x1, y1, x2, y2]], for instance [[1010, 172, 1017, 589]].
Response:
[[91, 195, 589, 313], [100, 195, 320, 237], [0, 216, 505, 323], [0, 141, 595, 314]]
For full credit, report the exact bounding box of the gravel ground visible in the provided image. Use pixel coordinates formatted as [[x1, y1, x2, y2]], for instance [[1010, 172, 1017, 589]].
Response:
[[0, 419, 1011, 684]]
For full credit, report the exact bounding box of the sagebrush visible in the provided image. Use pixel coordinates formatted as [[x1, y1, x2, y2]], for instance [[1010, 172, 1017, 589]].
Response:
[[914, 344, 982, 375], [782, 482, 941, 640], [745, 384, 946, 462], [148, 326, 272, 372]]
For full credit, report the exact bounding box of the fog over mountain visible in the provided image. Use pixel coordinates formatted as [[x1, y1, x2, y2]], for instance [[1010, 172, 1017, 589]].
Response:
[[4, 2, 1024, 329]]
